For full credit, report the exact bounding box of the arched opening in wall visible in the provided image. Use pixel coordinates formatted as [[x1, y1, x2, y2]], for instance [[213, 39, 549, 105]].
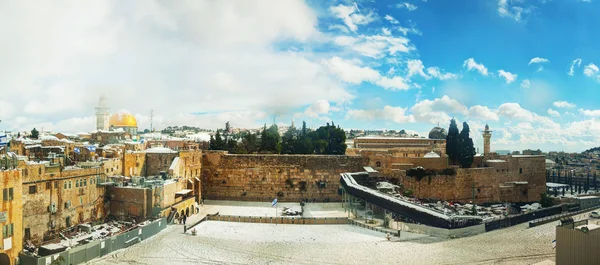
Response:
[[180, 210, 185, 218], [375, 161, 381, 167], [0, 253, 9, 265], [174, 212, 180, 222], [185, 207, 190, 217]]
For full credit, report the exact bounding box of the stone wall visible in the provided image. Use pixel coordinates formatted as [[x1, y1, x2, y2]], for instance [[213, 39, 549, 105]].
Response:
[[123, 152, 145, 177], [108, 186, 150, 220], [0, 170, 23, 265], [101, 158, 122, 177], [177, 150, 202, 201], [399, 156, 547, 203], [21, 165, 106, 245], [145, 153, 178, 176], [201, 151, 368, 202]]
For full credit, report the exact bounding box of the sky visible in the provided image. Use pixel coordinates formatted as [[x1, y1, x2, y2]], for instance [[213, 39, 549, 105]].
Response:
[[1, 0, 600, 152]]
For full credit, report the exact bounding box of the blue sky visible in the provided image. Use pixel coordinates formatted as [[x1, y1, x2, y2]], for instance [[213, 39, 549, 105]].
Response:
[[1, 0, 599, 152]]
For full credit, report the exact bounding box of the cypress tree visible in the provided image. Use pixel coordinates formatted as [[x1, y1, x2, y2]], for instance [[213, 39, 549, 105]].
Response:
[[458, 122, 475, 168], [446, 119, 460, 164]]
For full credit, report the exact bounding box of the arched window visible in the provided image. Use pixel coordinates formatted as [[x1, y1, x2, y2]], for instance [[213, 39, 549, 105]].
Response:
[[375, 161, 381, 167]]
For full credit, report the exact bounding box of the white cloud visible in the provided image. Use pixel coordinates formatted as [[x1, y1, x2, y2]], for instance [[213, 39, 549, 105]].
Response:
[[547, 108, 560, 117], [497, 70, 517, 84], [384, 15, 399, 24], [553, 101, 576, 108], [0, 0, 359, 132], [333, 34, 414, 59], [410, 95, 468, 124], [426, 67, 458, 80], [583, 63, 600, 81], [375, 76, 411, 91], [406, 59, 429, 79], [497, 0, 531, 21], [528, 57, 550, 65], [583, 63, 598, 76], [396, 3, 418, 11], [579, 108, 600, 117], [322, 56, 380, 84], [330, 4, 375, 32], [497, 103, 560, 129], [302, 100, 331, 118], [468, 105, 499, 121], [346, 106, 415, 123], [568, 58, 582, 76], [382, 27, 391, 35], [463, 58, 489, 76], [384, 15, 421, 36], [520, 79, 531, 88], [328, 24, 350, 33]]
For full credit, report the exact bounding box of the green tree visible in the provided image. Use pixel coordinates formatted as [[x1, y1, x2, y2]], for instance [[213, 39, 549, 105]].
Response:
[[209, 130, 225, 150], [240, 132, 259, 154], [539, 193, 553, 207], [225, 121, 231, 134], [296, 121, 313, 154], [446, 119, 459, 164], [281, 124, 298, 154], [458, 122, 475, 168], [259, 124, 281, 154], [30, 128, 39, 139]]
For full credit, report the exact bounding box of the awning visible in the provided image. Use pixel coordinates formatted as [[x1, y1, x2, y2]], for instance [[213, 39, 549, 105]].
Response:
[[194, 177, 200, 182], [187, 179, 193, 184], [175, 189, 193, 196]]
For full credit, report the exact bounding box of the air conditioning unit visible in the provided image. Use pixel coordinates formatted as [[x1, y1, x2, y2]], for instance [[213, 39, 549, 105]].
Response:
[[48, 202, 57, 214]]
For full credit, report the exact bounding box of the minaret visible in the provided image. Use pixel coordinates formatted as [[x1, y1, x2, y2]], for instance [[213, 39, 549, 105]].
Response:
[[482, 124, 492, 156], [95, 95, 110, 131]]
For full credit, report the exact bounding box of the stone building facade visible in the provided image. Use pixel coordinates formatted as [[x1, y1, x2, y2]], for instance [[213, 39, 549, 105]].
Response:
[[382, 155, 546, 203], [20, 162, 106, 246], [201, 151, 367, 202], [0, 169, 23, 265]]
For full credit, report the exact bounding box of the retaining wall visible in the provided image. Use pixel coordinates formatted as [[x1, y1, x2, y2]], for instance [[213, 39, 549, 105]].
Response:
[[19, 218, 167, 265], [206, 214, 348, 225]]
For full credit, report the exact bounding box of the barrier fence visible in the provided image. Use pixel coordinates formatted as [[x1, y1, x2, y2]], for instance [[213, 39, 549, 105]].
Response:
[[485, 205, 563, 232], [206, 215, 348, 225], [19, 218, 167, 265]]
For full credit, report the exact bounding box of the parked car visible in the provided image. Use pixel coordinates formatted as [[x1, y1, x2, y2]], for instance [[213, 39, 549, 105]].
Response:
[[590, 211, 600, 218]]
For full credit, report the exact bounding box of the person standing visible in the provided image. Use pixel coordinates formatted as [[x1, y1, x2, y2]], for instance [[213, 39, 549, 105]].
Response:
[[183, 214, 187, 225]]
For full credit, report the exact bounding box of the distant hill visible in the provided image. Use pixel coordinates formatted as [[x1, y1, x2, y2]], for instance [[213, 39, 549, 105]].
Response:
[[584, 147, 600, 153]]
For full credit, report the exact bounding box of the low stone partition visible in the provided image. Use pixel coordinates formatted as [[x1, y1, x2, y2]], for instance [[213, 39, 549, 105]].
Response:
[[19, 218, 167, 265], [206, 214, 348, 225], [401, 222, 486, 238]]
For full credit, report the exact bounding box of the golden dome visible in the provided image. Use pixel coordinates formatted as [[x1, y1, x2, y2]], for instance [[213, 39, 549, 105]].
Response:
[[110, 111, 137, 127]]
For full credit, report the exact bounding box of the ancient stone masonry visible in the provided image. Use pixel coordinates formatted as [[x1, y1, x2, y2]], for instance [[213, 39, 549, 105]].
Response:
[[0, 170, 23, 265], [201, 151, 367, 202], [21, 164, 106, 245], [399, 156, 547, 203], [145, 153, 178, 177]]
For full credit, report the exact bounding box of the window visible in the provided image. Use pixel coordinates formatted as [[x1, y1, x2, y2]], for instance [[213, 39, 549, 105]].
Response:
[[46, 182, 51, 189], [54, 181, 58, 189], [75, 180, 79, 188], [24, 228, 30, 240], [84, 179, 87, 187], [375, 161, 382, 167], [64, 181, 67, 189], [2, 188, 12, 201], [68, 181, 72, 189], [2, 223, 13, 238], [38, 168, 42, 175], [519, 168, 523, 174], [29, 185, 37, 194]]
